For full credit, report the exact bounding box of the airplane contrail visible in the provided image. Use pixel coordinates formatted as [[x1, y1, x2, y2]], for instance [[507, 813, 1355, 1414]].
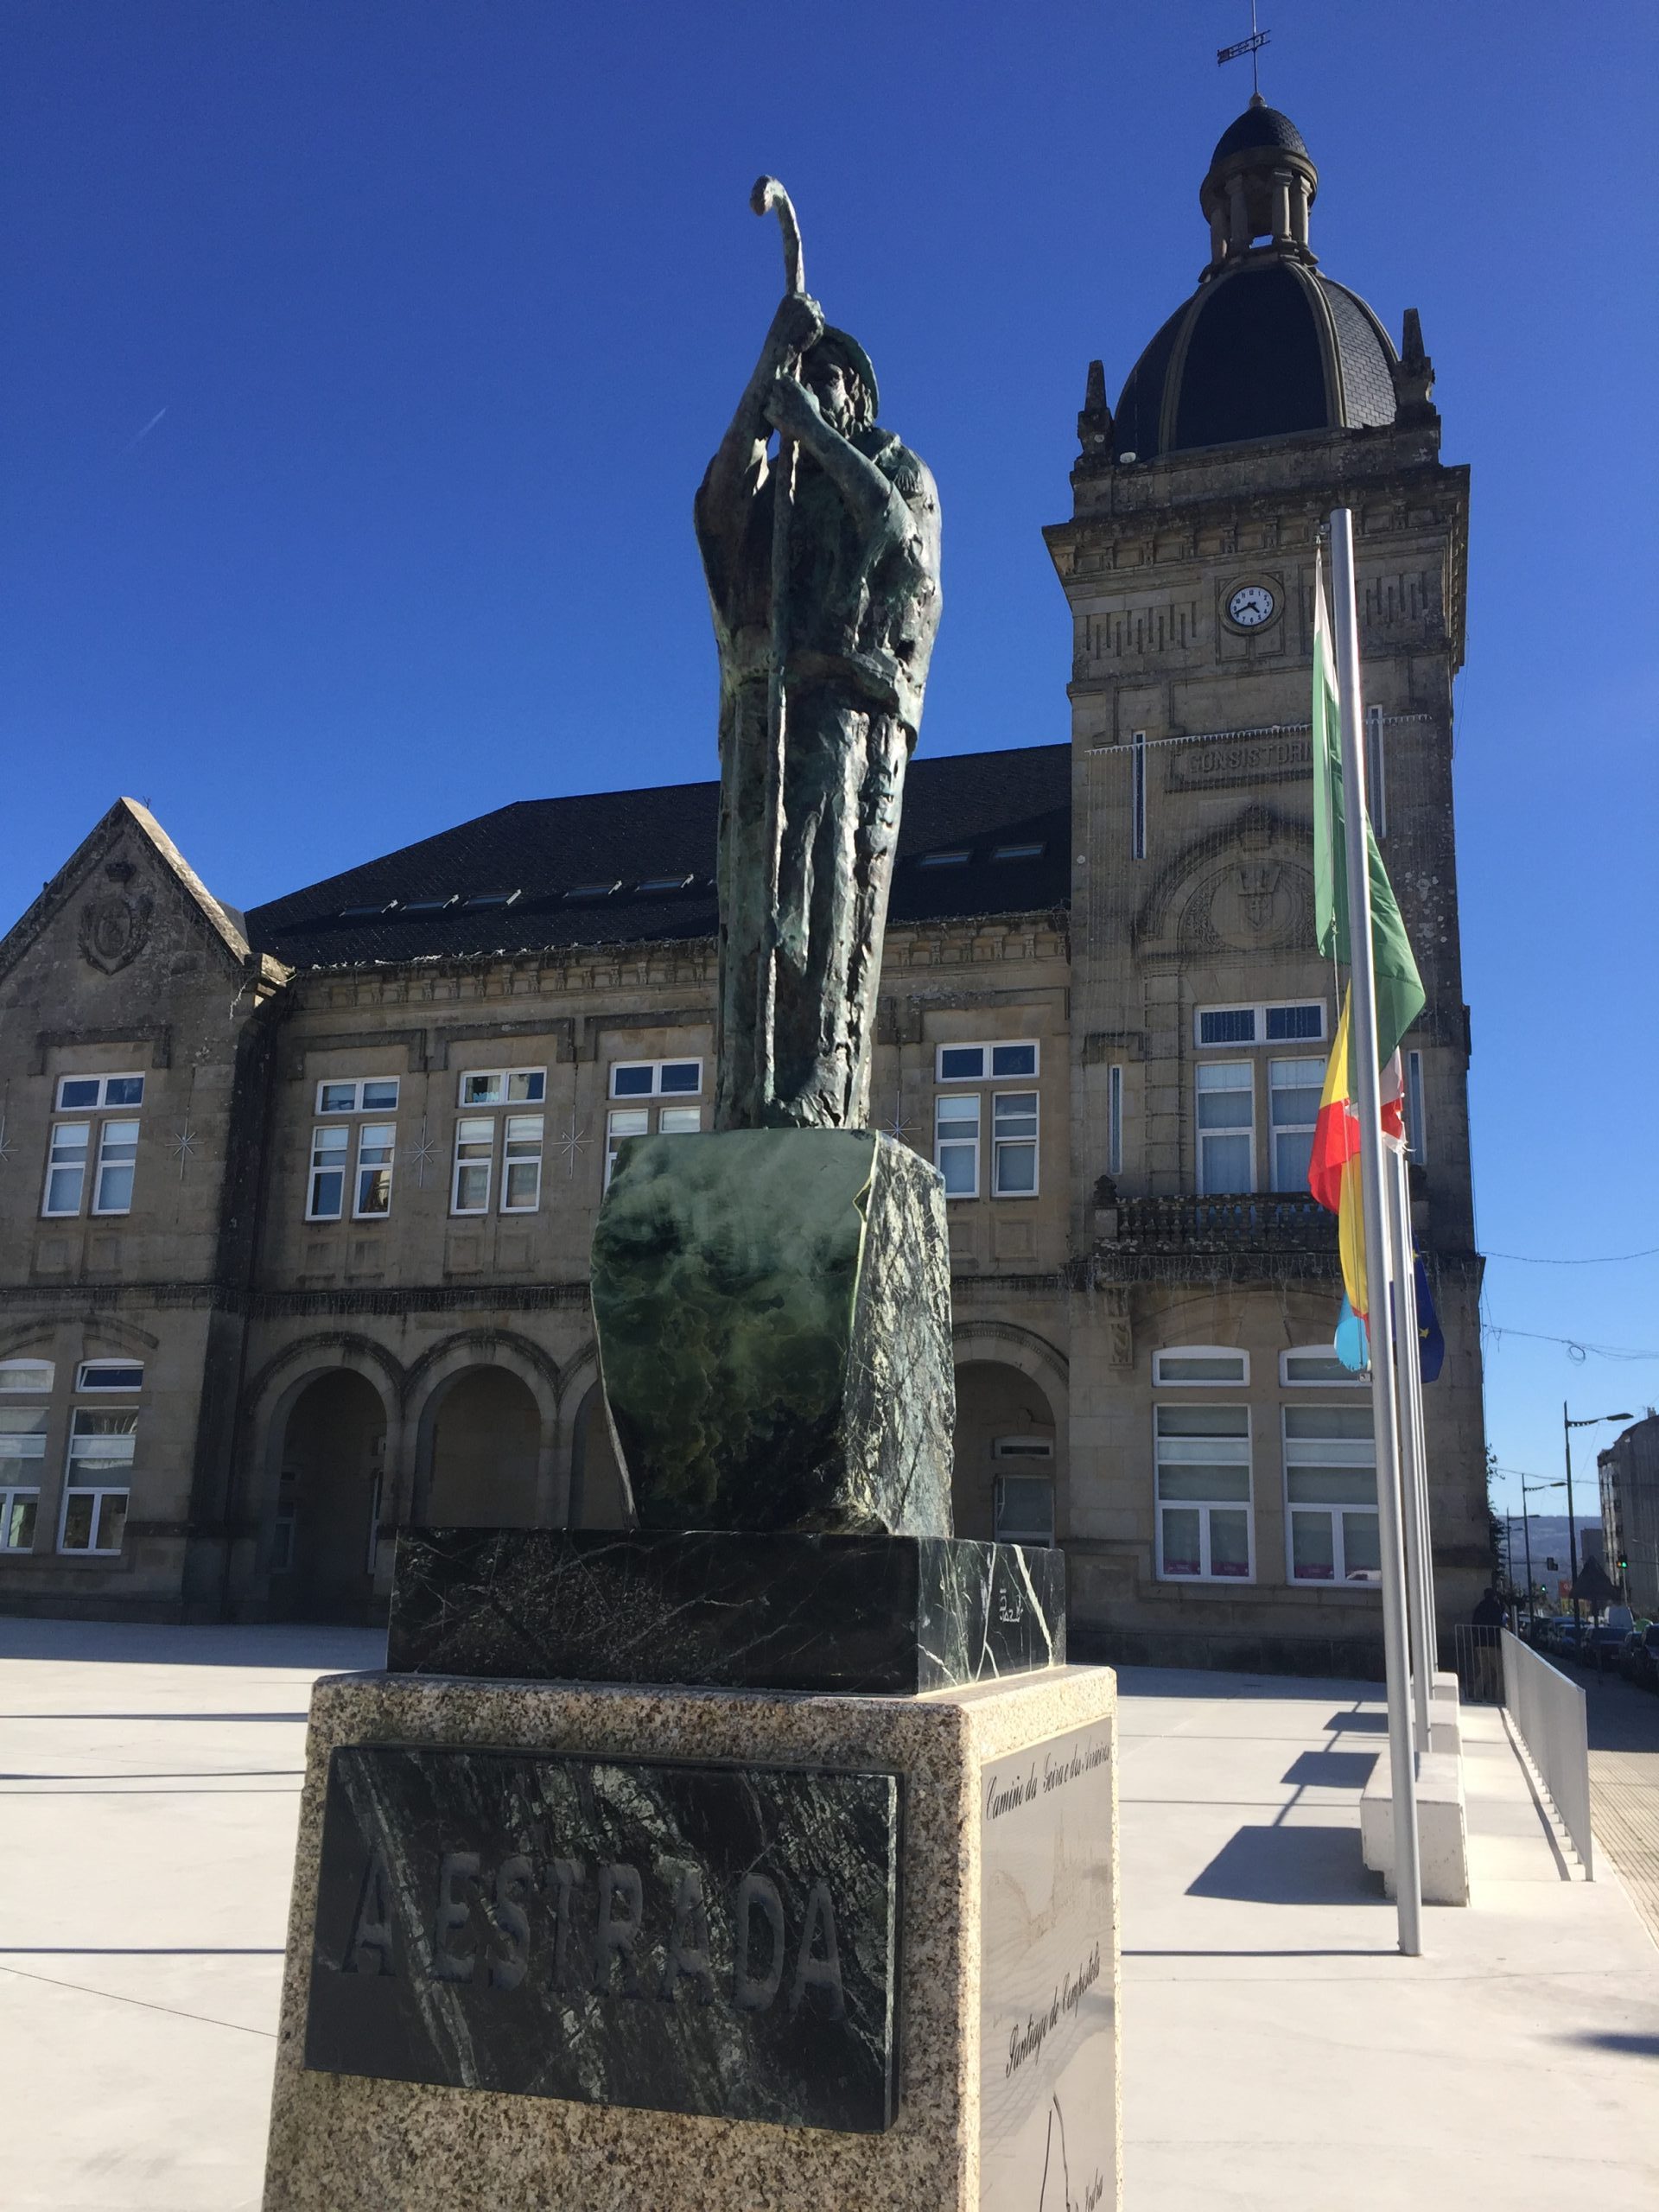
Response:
[[120, 407, 168, 455]]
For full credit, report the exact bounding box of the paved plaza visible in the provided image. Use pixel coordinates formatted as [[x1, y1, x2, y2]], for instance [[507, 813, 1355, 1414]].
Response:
[[2, 1620, 1656, 2210]]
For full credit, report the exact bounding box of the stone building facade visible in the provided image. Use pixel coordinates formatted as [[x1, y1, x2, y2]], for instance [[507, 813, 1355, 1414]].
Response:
[[0, 100, 1491, 1666], [1600, 1416, 1659, 1618]]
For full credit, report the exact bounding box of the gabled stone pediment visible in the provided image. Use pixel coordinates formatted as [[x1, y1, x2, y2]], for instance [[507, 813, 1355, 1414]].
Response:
[[1134, 802, 1315, 962], [0, 798, 283, 992]]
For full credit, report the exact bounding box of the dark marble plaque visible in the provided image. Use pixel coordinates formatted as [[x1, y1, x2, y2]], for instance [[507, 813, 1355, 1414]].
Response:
[[388, 1529, 1065, 1695], [591, 1129, 955, 1537], [303, 1744, 901, 2133]]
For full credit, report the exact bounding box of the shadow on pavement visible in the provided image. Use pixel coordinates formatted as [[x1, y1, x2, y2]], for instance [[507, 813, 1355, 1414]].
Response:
[[1280, 1750, 1379, 1789], [1186, 1821, 1378, 1906]]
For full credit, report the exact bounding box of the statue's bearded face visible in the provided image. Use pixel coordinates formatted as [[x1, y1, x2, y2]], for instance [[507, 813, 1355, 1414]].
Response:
[[803, 352, 863, 435]]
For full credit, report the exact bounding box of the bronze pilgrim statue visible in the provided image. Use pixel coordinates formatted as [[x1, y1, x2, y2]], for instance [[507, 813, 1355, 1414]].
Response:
[[695, 178, 943, 1131]]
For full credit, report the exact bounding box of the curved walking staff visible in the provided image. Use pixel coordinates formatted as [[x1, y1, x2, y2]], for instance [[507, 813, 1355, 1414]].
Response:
[[695, 176, 943, 1130]]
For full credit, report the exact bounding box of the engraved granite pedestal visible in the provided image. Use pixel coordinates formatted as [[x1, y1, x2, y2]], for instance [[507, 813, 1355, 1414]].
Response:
[[260, 1664, 1119, 2211]]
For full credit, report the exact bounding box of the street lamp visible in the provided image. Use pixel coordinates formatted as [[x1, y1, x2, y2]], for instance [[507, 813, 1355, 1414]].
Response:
[[1563, 1407, 1634, 1635]]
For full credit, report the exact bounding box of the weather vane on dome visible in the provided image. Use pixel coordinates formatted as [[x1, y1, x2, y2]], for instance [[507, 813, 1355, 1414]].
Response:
[[1217, 1, 1270, 99]]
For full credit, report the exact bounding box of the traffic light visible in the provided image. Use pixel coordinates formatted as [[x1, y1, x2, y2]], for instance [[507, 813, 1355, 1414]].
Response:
[[1545, 1555, 1559, 1571]]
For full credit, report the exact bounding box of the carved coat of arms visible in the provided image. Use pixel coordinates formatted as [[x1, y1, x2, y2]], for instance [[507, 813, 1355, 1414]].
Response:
[[79, 892, 154, 974]]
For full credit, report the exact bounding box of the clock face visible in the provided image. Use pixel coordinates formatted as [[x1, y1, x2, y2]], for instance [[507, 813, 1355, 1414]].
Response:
[[1227, 583, 1276, 629]]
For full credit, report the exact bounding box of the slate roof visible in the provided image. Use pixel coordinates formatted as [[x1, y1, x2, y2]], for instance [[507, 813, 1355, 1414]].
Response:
[[1211, 102, 1309, 165], [1112, 260, 1398, 463], [245, 741, 1071, 971]]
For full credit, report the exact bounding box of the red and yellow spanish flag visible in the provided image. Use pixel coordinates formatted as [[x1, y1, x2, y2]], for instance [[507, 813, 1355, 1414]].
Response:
[[1309, 987, 1406, 1323], [1310, 993, 1367, 1318]]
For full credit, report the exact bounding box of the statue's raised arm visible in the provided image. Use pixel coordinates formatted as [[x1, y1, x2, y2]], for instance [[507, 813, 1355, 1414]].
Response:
[[694, 181, 942, 1133]]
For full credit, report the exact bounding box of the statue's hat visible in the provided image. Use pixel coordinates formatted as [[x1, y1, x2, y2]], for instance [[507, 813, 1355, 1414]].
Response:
[[813, 327, 880, 421]]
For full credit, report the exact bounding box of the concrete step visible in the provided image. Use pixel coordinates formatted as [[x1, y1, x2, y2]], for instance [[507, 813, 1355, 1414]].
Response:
[[1361, 1747, 1470, 1904]]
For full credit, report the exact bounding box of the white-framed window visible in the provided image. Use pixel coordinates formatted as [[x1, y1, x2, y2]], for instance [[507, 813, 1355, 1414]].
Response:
[[0, 1360, 53, 1554], [308, 1126, 348, 1220], [1365, 703, 1388, 839], [92, 1121, 140, 1215], [452, 1117, 494, 1214], [42, 1123, 90, 1217], [353, 1125, 395, 1217], [935, 1093, 980, 1198], [315, 1077, 401, 1114], [1281, 1346, 1366, 1387], [1406, 1050, 1427, 1166], [459, 1069, 547, 1107], [0, 1360, 54, 1393], [1107, 1065, 1124, 1179], [1154, 1405, 1252, 1580], [994, 1479, 1056, 1547], [270, 1508, 296, 1573], [1196, 1062, 1253, 1193], [1269, 1058, 1324, 1192], [993, 1434, 1056, 1462], [1194, 1002, 1325, 1047], [992, 1437, 1056, 1545], [0, 1484, 39, 1552], [76, 1361, 143, 1393], [1153, 1347, 1249, 1386], [59, 1408, 136, 1554], [936, 1042, 1039, 1081], [0, 1407, 48, 1459], [608, 1059, 701, 1100], [56, 1073, 144, 1110], [1284, 1406, 1379, 1583], [604, 1102, 702, 1188], [992, 1091, 1039, 1196], [501, 1116, 544, 1212]]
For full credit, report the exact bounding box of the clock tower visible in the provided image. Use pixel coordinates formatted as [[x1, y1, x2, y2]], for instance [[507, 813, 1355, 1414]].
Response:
[[1047, 98, 1488, 1669]]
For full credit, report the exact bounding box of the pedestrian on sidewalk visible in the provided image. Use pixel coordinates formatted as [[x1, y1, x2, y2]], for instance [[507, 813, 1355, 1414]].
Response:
[[1471, 1585, 1504, 1702]]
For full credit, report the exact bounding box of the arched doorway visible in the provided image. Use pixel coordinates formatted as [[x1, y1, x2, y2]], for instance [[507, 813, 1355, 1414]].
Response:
[[953, 1362, 1058, 1546], [568, 1382, 632, 1529], [426, 1367, 543, 1527], [271, 1370, 387, 1623]]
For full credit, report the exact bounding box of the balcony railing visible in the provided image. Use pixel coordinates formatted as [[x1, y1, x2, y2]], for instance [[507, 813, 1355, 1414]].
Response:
[[1101, 1193, 1338, 1255]]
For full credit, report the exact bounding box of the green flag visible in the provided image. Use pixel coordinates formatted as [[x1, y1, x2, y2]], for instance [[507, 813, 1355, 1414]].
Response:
[[1312, 556, 1426, 1066]]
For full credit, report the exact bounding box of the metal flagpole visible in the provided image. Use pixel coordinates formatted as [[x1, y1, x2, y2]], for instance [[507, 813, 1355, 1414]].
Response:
[[1331, 507, 1423, 1955], [1407, 1214, 1439, 1672], [1387, 1142, 1433, 1747]]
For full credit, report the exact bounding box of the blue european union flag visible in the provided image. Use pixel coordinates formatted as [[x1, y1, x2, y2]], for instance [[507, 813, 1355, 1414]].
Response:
[[1414, 1254, 1445, 1382]]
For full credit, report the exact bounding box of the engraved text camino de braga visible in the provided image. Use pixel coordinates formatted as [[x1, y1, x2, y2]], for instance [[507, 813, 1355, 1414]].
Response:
[[981, 1729, 1112, 2088]]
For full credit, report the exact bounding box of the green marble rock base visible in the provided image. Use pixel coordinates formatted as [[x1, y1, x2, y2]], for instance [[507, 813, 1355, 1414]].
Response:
[[590, 1128, 953, 1535]]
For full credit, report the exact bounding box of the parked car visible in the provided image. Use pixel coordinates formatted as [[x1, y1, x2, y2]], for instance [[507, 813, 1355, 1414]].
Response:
[[1548, 1618, 1585, 1661], [1625, 1624, 1659, 1693], [1586, 1621, 1629, 1671]]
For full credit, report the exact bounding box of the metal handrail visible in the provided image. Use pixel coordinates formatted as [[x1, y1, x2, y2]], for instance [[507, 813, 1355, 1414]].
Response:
[[1500, 1629, 1594, 1878]]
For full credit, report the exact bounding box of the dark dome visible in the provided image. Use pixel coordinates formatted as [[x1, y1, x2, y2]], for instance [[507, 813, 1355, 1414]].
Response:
[[1112, 259, 1398, 463], [1211, 100, 1308, 166]]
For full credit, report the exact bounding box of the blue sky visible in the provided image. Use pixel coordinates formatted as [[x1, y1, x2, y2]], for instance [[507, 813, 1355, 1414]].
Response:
[[3, 1, 1655, 1514]]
